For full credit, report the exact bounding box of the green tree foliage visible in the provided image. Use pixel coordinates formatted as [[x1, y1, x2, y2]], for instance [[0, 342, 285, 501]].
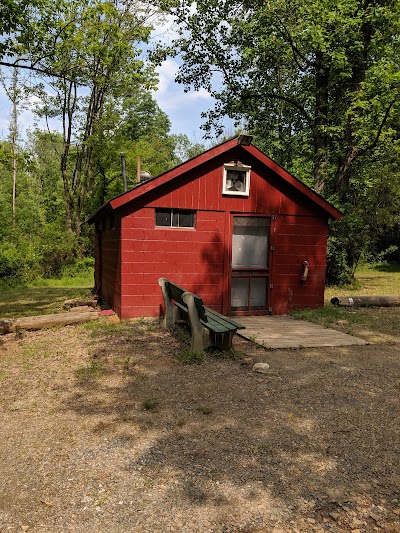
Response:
[[0, 0, 41, 61], [0, 0, 206, 287], [31, 0, 156, 237], [158, 0, 400, 197], [156, 0, 400, 282], [0, 139, 78, 285]]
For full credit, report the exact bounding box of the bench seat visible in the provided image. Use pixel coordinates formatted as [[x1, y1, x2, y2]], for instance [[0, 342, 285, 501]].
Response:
[[159, 278, 245, 352]]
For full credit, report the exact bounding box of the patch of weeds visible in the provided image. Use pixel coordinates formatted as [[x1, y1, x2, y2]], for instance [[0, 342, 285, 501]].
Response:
[[0, 370, 8, 380], [177, 349, 205, 365], [15, 329, 26, 340], [114, 355, 136, 373], [83, 320, 126, 338], [143, 399, 159, 411], [197, 405, 213, 415], [84, 317, 160, 341], [176, 418, 186, 427], [21, 343, 54, 360], [75, 360, 105, 380]]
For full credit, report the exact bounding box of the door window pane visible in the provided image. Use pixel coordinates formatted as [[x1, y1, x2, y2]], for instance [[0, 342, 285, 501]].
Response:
[[232, 217, 270, 268], [231, 277, 249, 310], [250, 278, 267, 310]]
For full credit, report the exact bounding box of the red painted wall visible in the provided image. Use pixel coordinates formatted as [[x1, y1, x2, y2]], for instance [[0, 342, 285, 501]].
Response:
[[120, 209, 226, 318], [273, 214, 328, 314], [96, 221, 122, 316], [114, 146, 329, 318]]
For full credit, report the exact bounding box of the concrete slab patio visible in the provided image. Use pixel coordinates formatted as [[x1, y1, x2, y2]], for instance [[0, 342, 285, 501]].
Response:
[[237, 315, 368, 349]]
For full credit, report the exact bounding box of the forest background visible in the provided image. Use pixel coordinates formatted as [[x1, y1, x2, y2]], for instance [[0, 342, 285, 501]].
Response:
[[0, 0, 399, 289]]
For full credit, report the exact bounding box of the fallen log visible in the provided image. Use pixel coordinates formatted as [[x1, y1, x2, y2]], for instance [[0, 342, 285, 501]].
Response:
[[331, 296, 400, 307], [0, 310, 99, 334]]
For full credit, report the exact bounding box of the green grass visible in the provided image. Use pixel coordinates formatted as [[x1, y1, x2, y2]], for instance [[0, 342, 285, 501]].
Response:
[[324, 263, 400, 301], [30, 273, 93, 288], [75, 360, 105, 381], [176, 349, 205, 365], [292, 263, 400, 340], [83, 318, 160, 339], [0, 272, 93, 319], [143, 399, 159, 411]]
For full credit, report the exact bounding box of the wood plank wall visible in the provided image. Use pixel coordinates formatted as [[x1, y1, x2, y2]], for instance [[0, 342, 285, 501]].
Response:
[[115, 147, 329, 318]]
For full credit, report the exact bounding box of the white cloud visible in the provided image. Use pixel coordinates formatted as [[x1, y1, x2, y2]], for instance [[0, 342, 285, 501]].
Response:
[[153, 58, 212, 114], [186, 87, 211, 101], [154, 58, 179, 95]]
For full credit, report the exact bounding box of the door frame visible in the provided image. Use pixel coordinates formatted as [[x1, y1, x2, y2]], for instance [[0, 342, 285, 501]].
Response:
[[224, 213, 275, 316]]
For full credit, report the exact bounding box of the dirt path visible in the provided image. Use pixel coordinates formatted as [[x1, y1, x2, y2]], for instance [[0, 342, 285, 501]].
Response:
[[0, 321, 399, 532]]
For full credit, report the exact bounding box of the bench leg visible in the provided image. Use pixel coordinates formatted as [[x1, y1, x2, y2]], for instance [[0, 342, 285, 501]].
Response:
[[182, 292, 210, 352], [158, 278, 174, 328], [189, 326, 212, 353], [212, 331, 233, 351]]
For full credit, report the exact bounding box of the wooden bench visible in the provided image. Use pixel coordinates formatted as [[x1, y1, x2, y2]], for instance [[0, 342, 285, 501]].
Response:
[[158, 278, 245, 352]]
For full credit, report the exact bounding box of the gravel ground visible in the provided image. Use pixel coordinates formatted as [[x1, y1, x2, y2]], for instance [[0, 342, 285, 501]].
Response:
[[0, 320, 399, 532]]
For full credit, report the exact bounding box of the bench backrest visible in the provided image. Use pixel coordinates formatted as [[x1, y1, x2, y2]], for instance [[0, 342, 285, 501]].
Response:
[[165, 280, 206, 321]]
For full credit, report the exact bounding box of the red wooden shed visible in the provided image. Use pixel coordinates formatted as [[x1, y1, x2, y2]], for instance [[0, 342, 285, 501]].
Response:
[[88, 136, 342, 319]]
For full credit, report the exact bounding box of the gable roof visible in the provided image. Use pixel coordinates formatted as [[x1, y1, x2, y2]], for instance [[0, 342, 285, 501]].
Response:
[[88, 136, 342, 223]]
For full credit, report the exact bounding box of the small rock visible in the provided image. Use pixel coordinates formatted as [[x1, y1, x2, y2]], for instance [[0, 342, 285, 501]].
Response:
[[336, 319, 349, 325], [21, 527, 30, 532], [252, 362, 270, 374], [329, 512, 339, 521], [393, 509, 400, 515], [351, 529, 361, 533], [241, 356, 254, 366]]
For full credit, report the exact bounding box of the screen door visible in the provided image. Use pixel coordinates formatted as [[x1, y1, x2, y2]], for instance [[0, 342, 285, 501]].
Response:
[[231, 216, 270, 313]]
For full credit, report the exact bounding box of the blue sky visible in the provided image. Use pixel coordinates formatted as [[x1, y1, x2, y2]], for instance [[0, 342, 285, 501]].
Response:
[[0, 10, 237, 146], [0, 57, 235, 146]]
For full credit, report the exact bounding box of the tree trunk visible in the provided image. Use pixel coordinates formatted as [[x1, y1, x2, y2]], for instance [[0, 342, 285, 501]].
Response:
[[335, 19, 373, 200], [1, 311, 99, 334], [331, 296, 400, 307], [313, 52, 329, 193]]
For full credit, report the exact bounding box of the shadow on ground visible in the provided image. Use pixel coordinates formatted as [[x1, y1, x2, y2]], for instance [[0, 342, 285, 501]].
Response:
[[1, 321, 399, 532], [61, 322, 400, 531], [0, 287, 92, 318]]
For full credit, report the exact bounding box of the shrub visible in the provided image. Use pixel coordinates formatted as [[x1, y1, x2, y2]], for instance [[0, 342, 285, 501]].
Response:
[[39, 226, 78, 278], [0, 240, 40, 286], [62, 257, 94, 278]]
